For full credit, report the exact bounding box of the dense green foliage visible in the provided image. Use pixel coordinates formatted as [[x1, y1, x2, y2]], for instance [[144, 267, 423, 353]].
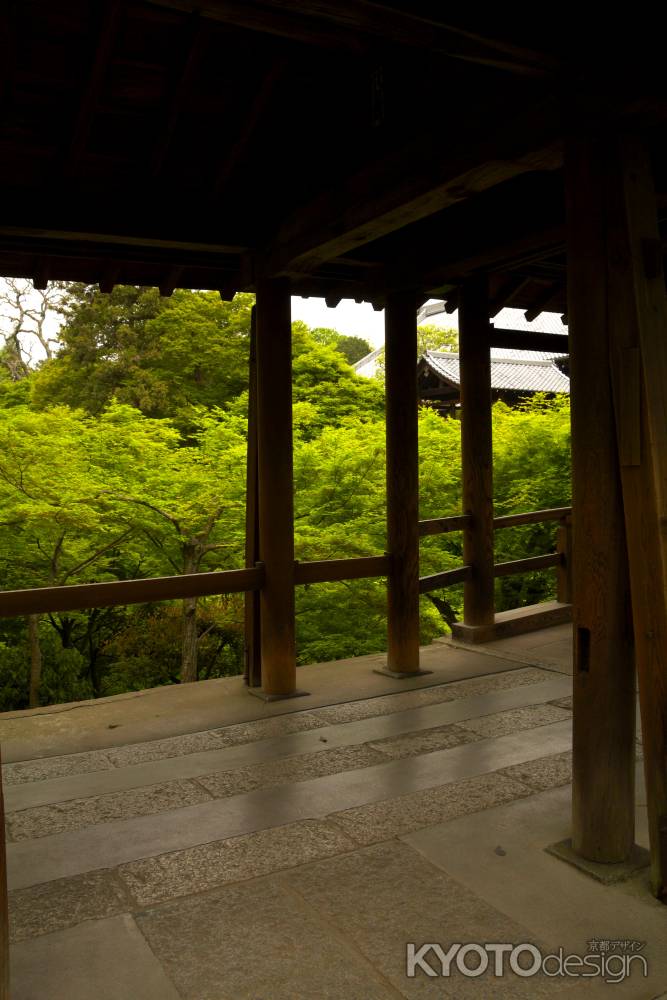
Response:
[[0, 283, 571, 710]]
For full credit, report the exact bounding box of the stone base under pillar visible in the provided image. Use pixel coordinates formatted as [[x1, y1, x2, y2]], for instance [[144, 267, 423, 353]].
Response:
[[246, 687, 310, 702], [545, 838, 650, 885], [373, 668, 433, 680]]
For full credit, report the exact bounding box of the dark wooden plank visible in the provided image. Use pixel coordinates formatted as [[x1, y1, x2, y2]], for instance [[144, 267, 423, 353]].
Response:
[[0, 746, 7, 1000], [556, 514, 573, 604], [418, 514, 470, 536], [0, 567, 264, 618], [566, 135, 636, 867], [493, 553, 560, 577], [261, 106, 562, 277], [244, 306, 261, 687], [459, 276, 495, 628], [489, 329, 569, 354], [419, 566, 471, 593], [255, 277, 297, 696], [605, 134, 667, 898], [294, 555, 389, 585], [385, 290, 421, 674], [493, 506, 572, 529]]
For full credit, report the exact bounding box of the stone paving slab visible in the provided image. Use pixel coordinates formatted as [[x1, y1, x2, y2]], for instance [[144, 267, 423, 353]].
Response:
[[6, 719, 572, 890], [119, 818, 356, 907], [9, 869, 131, 942], [311, 666, 552, 724], [458, 702, 572, 739], [135, 875, 403, 1000], [7, 777, 213, 841], [10, 914, 181, 1000], [3, 749, 115, 786], [368, 722, 482, 759], [499, 750, 573, 791], [282, 839, 565, 998], [329, 771, 532, 845], [195, 744, 387, 799]]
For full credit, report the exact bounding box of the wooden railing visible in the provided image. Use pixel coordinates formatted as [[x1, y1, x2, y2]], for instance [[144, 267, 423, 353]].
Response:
[[417, 505, 572, 603], [0, 509, 572, 619]]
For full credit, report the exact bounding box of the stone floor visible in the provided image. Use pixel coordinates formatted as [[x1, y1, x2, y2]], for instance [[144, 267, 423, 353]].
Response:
[[4, 625, 666, 999]]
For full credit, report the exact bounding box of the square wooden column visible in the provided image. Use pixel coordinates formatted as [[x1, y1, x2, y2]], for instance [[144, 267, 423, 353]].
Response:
[[254, 278, 298, 699], [604, 135, 667, 898], [380, 289, 424, 677], [566, 136, 636, 866], [459, 275, 495, 636], [244, 305, 261, 688]]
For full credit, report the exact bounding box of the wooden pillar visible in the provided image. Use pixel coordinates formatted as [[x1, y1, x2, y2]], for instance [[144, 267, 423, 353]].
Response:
[[383, 289, 421, 676], [255, 278, 297, 698], [566, 136, 636, 865], [0, 748, 8, 1000], [244, 305, 261, 688], [459, 275, 495, 631], [604, 135, 667, 898]]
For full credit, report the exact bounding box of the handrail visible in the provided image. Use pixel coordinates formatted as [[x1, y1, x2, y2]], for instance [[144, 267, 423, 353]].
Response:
[[0, 566, 264, 618], [493, 552, 561, 577], [493, 506, 572, 529], [419, 566, 471, 593], [295, 555, 390, 585]]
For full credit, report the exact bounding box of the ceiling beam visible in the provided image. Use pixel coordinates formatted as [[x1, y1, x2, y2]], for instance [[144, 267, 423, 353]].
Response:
[[146, 0, 558, 74], [152, 14, 208, 177], [260, 103, 563, 278]]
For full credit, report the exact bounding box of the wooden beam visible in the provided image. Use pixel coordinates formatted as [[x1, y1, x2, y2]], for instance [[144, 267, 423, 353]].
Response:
[[0, 567, 264, 618], [489, 274, 533, 317], [493, 552, 560, 577], [459, 275, 495, 628], [489, 328, 569, 354], [419, 566, 471, 593], [0, 748, 7, 1000], [524, 282, 564, 322], [244, 306, 261, 687], [261, 105, 562, 277], [605, 134, 667, 899], [566, 136, 636, 867], [384, 289, 421, 675], [493, 506, 572, 529], [152, 14, 207, 178], [214, 59, 287, 199], [255, 277, 297, 697], [419, 514, 471, 536], [294, 555, 389, 585], [146, 0, 558, 74]]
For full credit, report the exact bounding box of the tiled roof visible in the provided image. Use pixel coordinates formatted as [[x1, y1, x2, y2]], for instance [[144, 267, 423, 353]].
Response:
[[422, 349, 570, 394]]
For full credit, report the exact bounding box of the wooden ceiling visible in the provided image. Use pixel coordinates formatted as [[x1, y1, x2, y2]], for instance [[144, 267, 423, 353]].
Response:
[[1, 1, 666, 318]]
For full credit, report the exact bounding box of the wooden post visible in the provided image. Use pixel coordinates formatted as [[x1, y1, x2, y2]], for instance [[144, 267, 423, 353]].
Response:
[[604, 135, 667, 898], [556, 514, 572, 605], [566, 136, 636, 865], [382, 289, 422, 676], [244, 305, 261, 688], [255, 278, 297, 698], [0, 748, 8, 1000], [459, 275, 495, 633]]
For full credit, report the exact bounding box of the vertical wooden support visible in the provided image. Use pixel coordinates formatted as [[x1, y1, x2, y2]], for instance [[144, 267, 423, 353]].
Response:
[[605, 135, 667, 898], [556, 514, 572, 605], [459, 275, 495, 630], [0, 748, 8, 1000], [255, 278, 297, 698], [566, 137, 636, 865], [382, 289, 422, 677], [244, 306, 261, 687]]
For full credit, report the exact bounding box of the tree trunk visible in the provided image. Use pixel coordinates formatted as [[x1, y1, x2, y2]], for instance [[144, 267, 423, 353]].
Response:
[[28, 614, 42, 709], [180, 546, 198, 683]]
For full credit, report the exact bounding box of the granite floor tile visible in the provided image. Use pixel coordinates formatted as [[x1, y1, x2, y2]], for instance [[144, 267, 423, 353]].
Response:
[[195, 744, 386, 799], [7, 778, 213, 841], [9, 869, 131, 942], [549, 695, 573, 710], [457, 703, 572, 739], [2, 749, 114, 786], [499, 751, 573, 791], [213, 711, 328, 745], [312, 667, 552, 725], [118, 817, 356, 907], [135, 876, 403, 1000], [369, 723, 482, 759], [103, 730, 229, 767], [283, 840, 564, 998], [329, 772, 532, 845], [10, 913, 181, 1000]]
